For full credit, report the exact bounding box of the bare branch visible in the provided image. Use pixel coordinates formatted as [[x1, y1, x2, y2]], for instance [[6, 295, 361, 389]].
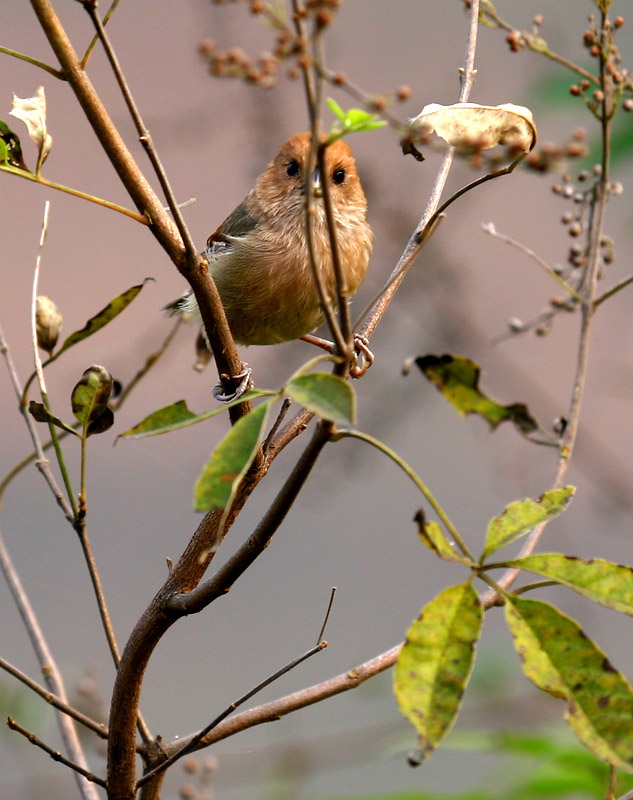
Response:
[[7, 717, 107, 788], [137, 641, 327, 787], [166, 642, 401, 752], [0, 656, 107, 738]]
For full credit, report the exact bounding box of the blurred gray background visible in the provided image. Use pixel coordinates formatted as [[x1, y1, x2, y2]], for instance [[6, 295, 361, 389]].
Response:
[[1, 1, 632, 798]]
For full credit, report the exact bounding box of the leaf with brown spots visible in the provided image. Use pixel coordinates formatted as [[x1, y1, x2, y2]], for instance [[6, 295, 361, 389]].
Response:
[[506, 553, 633, 616], [505, 596, 633, 771], [394, 582, 483, 763]]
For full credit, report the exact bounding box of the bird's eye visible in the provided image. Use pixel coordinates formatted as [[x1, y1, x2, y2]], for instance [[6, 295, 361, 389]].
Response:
[[332, 168, 346, 185], [286, 160, 300, 177]]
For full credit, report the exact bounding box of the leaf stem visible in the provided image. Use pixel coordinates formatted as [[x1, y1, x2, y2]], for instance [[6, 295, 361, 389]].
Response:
[[0, 163, 147, 222], [332, 429, 473, 562], [0, 44, 64, 78]]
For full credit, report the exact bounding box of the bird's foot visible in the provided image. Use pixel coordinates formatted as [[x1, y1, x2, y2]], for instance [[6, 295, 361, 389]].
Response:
[[350, 334, 374, 378], [300, 333, 374, 378], [212, 364, 252, 402]]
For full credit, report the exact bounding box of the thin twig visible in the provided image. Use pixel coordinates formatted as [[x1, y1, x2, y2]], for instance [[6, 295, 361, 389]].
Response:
[[316, 587, 336, 644], [479, 6, 599, 86], [0, 163, 148, 222], [482, 222, 583, 302], [355, 0, 481, 341], [80, 0, 121, 68], [0, 322, 73, 521], [137, 640, 327, 787], [162, 642, 402, 753], [482, 5, 612, 606], [595, 273, 633, 307], [0, 656, 107, 738], [0, 524, 99, 800], [0, 44, 64, 77], [333, 429, 474, 563], [7, 717, 107, 788], [80, 0, 197, 260], [30, 202, 78, 517], [291, 0, 347, 357]]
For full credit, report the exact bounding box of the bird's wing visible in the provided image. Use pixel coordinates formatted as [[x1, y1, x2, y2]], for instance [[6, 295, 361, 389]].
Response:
[[205, 198, 258, 254]]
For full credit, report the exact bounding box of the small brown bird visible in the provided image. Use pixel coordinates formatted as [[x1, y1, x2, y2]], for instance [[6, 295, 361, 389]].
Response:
[[172, 132, 373, 354]]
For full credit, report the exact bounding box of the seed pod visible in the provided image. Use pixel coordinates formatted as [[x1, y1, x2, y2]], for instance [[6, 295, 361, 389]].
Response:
[[35, 295, 62, 353]]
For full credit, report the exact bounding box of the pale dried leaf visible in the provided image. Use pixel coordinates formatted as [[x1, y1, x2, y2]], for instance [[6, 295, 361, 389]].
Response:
[[10, 86, 52, 167], [411, 102, 537, 153]]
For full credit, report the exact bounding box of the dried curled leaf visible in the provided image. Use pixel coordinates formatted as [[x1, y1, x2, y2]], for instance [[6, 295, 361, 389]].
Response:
[[71, 365, 114, 436], [10, 87, 52, 170], [410, 102, 537, 153], [411, 354, 538, 437]]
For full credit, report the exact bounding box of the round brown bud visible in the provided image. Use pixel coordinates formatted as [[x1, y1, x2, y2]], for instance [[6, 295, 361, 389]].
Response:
[[566, 142, 588, 158], [569, 85, 581, 96], [580, 80, 591, 91], [533, 14, 544, 26], [623, 98, 633, 112], [568, 222, 582, 237], [396, 84, 412, 102], [593, 89, 605, 103], [198, 38, 215, 56], [614, 16, 625, 29], [590, 44, 600, 57]]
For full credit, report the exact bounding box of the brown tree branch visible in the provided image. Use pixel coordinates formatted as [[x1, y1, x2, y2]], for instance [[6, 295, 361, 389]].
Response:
[[0, 655, 107, 739], [28, 0, 246, 413], [161, 642, 401, 754], [7, 717, 107, 788]]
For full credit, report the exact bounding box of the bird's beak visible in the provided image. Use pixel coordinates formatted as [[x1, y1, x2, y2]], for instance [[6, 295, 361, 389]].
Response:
[[312, 165, 323, 198]]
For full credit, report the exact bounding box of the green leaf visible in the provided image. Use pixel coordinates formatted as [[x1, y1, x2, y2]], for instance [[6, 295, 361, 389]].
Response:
[[326, 97, 387, 141], [326, 97, 347, 123], [413, 355, 538, 436], [394, 582, 483, 763], [118, 390, 272, 439], [483, 487, 575, 558], [193, 399, 273, 512], [505, 595, 633, 772], [414, 510, 470, 564], [0, 120, 28, 170], [286, 372, 355, 426], [56, 279, 153, 357], [71, 365, 114, 436], [506, 553, 633, 616], [28, 401, 78, 436]]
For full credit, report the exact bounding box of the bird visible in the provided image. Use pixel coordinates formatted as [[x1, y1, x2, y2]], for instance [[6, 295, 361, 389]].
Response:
[[168, 132, 374, 396]]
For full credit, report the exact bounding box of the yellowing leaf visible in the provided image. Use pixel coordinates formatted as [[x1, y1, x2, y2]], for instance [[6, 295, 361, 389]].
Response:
[[394, 583, 482, 763], [411, 102, 537, 153], [507, 553, 633, 616], [414, 510, 471, 565], [483, 487, 575, 558], [505, 596, 633, 772], [413, 354, 538, 436]]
